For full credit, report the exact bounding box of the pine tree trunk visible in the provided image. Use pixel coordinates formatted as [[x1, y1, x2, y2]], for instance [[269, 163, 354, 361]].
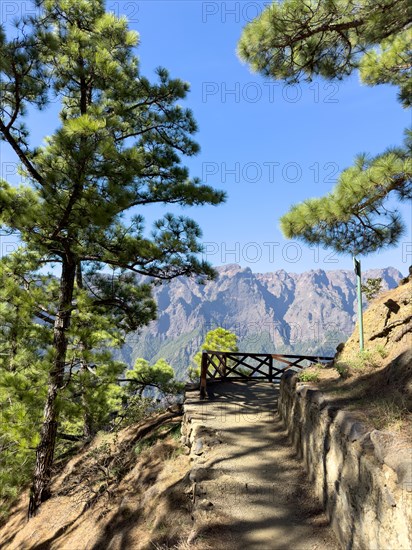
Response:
[[76, 263, 94, 441], [81, 362, 94, 441], [82, 400, 94, 441], [28, 257, 76, 518]]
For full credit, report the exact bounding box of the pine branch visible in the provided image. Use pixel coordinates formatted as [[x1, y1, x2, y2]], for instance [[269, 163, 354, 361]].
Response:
[[0, 119, 44, 184]]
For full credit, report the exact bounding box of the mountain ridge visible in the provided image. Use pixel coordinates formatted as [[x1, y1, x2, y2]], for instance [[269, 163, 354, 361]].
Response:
[[118, 265, 403, 378]]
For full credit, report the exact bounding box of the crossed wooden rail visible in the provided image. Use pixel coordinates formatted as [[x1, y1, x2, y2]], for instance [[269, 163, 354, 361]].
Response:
[[199, 351, 333, 398]]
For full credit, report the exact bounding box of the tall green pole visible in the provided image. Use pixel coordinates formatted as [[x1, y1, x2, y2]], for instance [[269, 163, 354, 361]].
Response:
[[353, 256, 364, 351]]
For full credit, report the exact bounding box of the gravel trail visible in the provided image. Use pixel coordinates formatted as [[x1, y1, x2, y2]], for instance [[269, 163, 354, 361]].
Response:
[[185, 381, 339, 550]]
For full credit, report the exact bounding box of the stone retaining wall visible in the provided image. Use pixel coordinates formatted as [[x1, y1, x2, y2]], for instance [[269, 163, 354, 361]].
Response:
[[181, 390, 220, 463], [180, 390, 221, 517], [279, 371, 412, 549]]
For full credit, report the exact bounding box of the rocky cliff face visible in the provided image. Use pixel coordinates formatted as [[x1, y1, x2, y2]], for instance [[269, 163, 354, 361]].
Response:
[[120, 265, 402, 377]]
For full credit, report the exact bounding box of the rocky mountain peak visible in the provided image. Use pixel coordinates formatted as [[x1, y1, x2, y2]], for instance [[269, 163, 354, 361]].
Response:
[[119, 266, 404, 378]]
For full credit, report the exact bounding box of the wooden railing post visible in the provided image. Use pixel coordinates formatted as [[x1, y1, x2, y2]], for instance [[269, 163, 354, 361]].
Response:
[[200, 351, 208, 399], [222, 354, 227, 378], [269, 355, 273, 383]]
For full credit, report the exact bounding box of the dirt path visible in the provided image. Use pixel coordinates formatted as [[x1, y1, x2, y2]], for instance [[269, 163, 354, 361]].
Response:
[[185, 381, 339, 550]]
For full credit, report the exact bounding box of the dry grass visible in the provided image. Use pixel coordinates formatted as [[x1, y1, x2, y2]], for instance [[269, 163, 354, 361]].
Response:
[[0, 410, 206, 550], [301, 278, 412, 441]]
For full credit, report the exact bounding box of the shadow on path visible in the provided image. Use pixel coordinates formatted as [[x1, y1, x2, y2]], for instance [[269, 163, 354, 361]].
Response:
[[185, 381, 339, 550]]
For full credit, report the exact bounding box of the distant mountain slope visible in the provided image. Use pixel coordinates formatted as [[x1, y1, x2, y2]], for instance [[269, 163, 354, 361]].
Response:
[[119, 265, 403, 378]]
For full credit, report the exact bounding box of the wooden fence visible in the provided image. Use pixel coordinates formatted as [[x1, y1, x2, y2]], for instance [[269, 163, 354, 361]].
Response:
[[199, 351, 333, 398]]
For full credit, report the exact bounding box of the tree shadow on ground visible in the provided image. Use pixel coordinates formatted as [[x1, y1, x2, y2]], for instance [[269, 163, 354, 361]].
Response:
[[185, 381, 338, 549]]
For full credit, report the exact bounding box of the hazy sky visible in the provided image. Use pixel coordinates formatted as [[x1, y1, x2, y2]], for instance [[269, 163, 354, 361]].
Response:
[[1, 1, 411, 275]]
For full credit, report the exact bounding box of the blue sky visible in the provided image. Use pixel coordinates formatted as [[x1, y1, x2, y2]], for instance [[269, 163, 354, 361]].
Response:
[[131, 0, 411, 275], [1, 1, 411, 275]]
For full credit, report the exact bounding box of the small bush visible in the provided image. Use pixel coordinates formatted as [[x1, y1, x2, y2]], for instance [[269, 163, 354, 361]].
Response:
[[134, 440, 152, 456], [298, 370, 320, 382], [187, 366, 200, 383], [170, 424, 181, 441], [376, 345, 389, 359], [311, 362, 327, 369], [334, 345, 387, 378], [361, 277, 382, 301], [340, 349, 381, 372], [335, 362, 350, 378], [353, 349, 382, 370], [120, 396, 155, 427]]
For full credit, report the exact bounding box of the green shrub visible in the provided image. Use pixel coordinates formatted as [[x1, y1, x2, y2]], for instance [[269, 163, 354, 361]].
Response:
[[361, 277, 382, 301], [170, 424, 181, 441], [298, 370, 320, 382], [134, 440, 152, 456], [120, 396, 155, 427], [335, 345, 386, 378], [187, 366, 200, 383], [376, 345, 389, 359], [335, 362, 350, 378], [353, 349, 380, 370], [311, 362, 327, 369]]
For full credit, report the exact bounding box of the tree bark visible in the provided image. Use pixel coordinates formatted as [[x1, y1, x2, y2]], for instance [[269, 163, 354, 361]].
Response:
[[76, 262, 95, 441], [28, 256, 76, 518], [81, 362, 95, 442]]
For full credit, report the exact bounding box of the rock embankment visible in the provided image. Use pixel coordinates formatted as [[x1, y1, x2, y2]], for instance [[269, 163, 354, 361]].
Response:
[[279, 371, 412, 550]]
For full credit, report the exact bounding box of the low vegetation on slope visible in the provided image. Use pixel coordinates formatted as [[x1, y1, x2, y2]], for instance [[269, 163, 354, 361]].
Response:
[[299, 274, 412, 440], [0, 406, 204, 550], [0, 352, 182, 521]]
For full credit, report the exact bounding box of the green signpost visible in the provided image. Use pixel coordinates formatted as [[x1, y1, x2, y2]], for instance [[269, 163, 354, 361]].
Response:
[[353, 257, 364, 351]]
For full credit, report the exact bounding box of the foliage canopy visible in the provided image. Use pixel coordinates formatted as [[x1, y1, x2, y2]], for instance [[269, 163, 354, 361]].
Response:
[[239, 0, 412, 255], [0, 0, 224, 516]]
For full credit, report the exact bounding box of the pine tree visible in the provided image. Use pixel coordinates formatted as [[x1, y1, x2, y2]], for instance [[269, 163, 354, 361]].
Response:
[[239, 0, 411, 253], [279, 134, 412, 255], [190, 328, 238, 380], [0, 254, 151, 514], [0, 0, 224, 517], [0, 255, 49, 516], [361, 278, 383, 301], [239, 0, 411, 352], [238, 0, 411, 103], [125, 357, 182, 396]]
